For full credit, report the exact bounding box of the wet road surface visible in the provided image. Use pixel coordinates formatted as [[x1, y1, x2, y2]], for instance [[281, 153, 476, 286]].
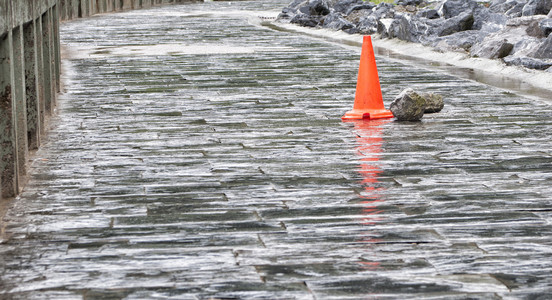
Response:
[[1, 0, 552, 298]]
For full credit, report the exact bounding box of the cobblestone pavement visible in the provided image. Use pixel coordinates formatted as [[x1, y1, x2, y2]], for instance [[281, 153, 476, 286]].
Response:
[[1, 0, 552, 299]]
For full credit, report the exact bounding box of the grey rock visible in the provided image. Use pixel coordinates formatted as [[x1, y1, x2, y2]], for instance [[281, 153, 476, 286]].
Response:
[[473, 8, 508, 32], [345, 8, 372, 23], [358, 15, 379, 34], [333, 0, 364, 13], [322, 13, 356, 31], [507, 15, 548, 26], [395, 0, 424, 5], [489, 0, 518, 13], [277, 10, 294, 20], [277, 0, 327, 20], [282, 0, 308, 15], [290, 0, 309, 10], [300, 0, 331, 16], [489, 0, 527, 17], [278, 0, 317, 20], [290, 13, 320, 27], [537, 0, 552, 15], [540, 18, 552, 36], [373, 3, 396, 19], [522, 2, 538, 16], [489, 0, 507, 7], [503, 56, 552, 69], [421, 92, 445, 113], [389, 15, 444, 43], [346, 3, 377, 15], [418, 9, 440, 19], [278, 0, 552, 73], [511, 35, 543, 57], [549, 7, 552, 17], [526, 18, 547, 37], [437, 0, 480, 18], [505, 1, 526, 17], [471, 38, 514, 58], [532, 34, 552, 58], [377, 18, 397, 38], [433, 30, 486, 52], [388, 15, 415, 41], [438, 11, 475, 36], [498, 16, 549, 55], [390, 88, 426, 121], [522, 0, 552, 16]]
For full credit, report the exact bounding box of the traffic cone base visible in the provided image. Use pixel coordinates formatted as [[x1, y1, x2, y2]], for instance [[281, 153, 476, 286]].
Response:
[[342, 36, 394, 121], [342, 108, 394, 120]]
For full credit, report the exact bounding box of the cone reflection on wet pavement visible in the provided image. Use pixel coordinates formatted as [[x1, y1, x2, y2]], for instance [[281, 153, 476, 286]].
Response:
[[342, 36, 394, 120]]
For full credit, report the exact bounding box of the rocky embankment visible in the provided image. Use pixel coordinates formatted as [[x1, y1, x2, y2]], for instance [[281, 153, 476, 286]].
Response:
[[277, 0, 552, 72]]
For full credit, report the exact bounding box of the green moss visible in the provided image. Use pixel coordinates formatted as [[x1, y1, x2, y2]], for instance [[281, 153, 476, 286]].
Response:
[[365, 0, 395, 4]]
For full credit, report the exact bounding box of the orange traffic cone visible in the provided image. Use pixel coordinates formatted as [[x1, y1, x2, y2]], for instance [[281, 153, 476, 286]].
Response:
[[342, 36, 394, 120]]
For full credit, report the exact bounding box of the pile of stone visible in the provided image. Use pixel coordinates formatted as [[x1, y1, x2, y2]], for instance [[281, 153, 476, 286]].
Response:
[[277, 0, 552, 71]]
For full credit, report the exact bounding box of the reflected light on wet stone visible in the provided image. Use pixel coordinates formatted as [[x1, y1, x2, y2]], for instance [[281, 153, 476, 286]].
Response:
[[350, 119, 391, 271]]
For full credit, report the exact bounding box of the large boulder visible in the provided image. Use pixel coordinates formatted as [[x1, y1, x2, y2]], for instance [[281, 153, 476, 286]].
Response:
[[511, 36, 545, 57], [345, 2, 377, 15], [471, 38, 514, 58], [290, 13, 321, 27], [473, 8, 508, 32], [345, 7, 373, 24], [377, 18, 396, 38], [526, 18, 548, 36], [490, 0, 518, 13], [300, 0, 332, 16], [540, 18, 552, 35], [532, 34, 552, 58], [522, 0, 552, 16], [372, 2, 396, 19], [490, 0, 527, 17], [390, 88, 426, 121], [433, 30, 487, 52], [503, 56, 552, 69], [284, 0, 308, 13], [417, 8, 440, 19], [437, 0, 480, 18], [322, 13, 357, 31], [278, 0, 308, 20], [333, 0, 364, 14], [357, 15, 379, 34], [506, 1, 526, 17], [507, 14, 548, 26], [388, 15, 414, 41], [489, 0, 507, 6], [438, 11, 474, 36], [388, 14, 444, 43], [470, 16, 545, 59]]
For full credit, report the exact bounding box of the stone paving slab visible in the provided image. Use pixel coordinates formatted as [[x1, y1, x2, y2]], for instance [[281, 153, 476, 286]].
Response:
[[1, 0, 552, 299]]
